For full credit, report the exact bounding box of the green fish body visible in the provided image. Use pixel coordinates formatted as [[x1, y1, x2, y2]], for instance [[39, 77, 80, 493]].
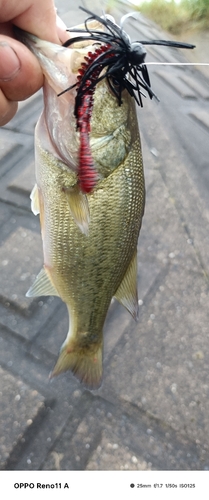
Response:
[[24, 21, 145, 389]]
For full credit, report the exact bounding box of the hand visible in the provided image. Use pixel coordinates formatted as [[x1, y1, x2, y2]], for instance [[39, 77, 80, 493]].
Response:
[[0, 0, 69, 125]]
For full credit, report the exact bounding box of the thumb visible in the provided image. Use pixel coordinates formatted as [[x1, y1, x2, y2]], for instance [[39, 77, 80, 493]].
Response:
[[0, 41, 21, 81]]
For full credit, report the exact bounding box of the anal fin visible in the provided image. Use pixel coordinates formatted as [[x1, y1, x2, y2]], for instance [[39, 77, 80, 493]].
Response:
[[114, 249, 139, 320], [26, 267, 59, 297]]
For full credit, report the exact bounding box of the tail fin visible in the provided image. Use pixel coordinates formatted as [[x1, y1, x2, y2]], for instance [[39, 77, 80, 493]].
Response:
[[50, 340, 103, 390]]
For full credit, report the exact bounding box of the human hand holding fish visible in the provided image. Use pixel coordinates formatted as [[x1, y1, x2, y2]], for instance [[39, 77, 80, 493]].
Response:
[[0, 0, 69, 126], [12, 6, 196, 391]]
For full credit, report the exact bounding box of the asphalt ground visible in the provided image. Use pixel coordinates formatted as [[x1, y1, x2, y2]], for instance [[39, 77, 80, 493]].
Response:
[[0, 0, 209, 488]]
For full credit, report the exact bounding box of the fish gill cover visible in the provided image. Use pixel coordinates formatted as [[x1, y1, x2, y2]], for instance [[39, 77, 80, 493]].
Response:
[[58, 6, 195, 194]]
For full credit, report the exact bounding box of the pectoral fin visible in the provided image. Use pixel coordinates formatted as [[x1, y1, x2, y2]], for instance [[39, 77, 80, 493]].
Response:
[[114, 250, 139, 320], [26, 267, 59, 297], [64, 184, 90, 235], [30, 184, 40, 215]]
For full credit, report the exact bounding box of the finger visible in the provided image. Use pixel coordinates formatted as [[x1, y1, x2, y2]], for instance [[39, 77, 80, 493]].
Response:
[[0, 36, 43, 102], [0, 88, 18, 126], [0, 0, 60, 44], [56, 15, 70, 45]]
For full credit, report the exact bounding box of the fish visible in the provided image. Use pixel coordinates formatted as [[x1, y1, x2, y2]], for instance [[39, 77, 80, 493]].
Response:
[[18, 8, 195, 390]]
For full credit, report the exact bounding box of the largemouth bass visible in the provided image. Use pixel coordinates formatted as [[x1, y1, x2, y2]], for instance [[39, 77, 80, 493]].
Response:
[[17, 6, 195, 389], [18, 13, 144, 390]]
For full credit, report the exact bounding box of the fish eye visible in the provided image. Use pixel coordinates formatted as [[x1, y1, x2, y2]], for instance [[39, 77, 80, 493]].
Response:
[[110, 76, 121, 89], [107, 76, 125, 104], [107, 76, 125, 94]]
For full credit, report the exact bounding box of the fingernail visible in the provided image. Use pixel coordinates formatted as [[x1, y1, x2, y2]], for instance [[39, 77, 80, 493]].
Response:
[[0, 42, 21, 81]]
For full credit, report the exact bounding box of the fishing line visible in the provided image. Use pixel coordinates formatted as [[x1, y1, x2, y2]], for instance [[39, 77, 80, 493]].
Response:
[[146, 62, 209, 66]]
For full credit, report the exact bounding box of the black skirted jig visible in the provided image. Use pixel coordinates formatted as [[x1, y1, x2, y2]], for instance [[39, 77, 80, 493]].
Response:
[[58, 6, 195, 193], [60, 6, 195, 109]]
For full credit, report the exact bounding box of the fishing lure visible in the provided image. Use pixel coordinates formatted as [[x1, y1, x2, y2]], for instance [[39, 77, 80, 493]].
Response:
[[59, 6, 195, 193]]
